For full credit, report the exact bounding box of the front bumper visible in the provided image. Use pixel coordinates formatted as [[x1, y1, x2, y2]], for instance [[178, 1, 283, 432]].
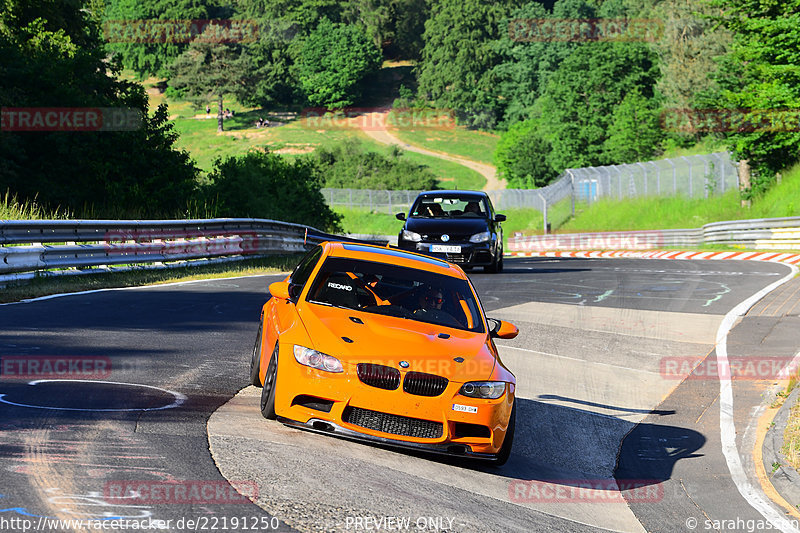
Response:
[[398, 240, 497, 266], [273, 350, 514, 456], [279, 417, 498, 461]]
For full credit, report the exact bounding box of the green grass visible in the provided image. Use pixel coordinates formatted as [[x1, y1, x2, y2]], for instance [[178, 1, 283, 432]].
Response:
[[1, 190, 70, 220], [557, 161, 800, 233], [337, 208, 402, 235], [387, 116, 499, 166], [0, 255, 300, 304]]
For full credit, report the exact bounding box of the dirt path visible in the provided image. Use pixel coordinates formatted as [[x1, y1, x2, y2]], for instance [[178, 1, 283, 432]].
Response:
[[356, 111, 505, 191]]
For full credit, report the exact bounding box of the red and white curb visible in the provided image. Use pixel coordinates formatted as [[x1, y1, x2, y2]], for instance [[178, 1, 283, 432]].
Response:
[[506, 250, 800, 264]]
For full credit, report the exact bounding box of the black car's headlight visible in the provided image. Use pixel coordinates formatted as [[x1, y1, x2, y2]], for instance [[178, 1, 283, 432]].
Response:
[[459, 381, 506, 399], [293, 345, 343, 373], [402, 230, 422, 242], [469, 231, 491, 243]]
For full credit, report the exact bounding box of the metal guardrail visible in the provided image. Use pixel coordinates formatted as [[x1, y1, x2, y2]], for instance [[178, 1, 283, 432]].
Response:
[[0, 218, 384, 285], [508, 217, 800, 252]]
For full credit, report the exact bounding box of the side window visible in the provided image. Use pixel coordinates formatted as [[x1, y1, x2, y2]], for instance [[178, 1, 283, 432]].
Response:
[[289, 245, 323, 296]]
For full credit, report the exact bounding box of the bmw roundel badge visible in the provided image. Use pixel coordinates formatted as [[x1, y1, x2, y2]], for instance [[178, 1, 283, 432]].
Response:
[[399, 361, 410, 369], [441, 234, 450, 242]]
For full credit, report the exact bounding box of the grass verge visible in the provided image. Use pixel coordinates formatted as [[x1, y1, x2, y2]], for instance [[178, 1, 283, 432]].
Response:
[[0, 255, 301, 304], [388, 121, 499, 166]]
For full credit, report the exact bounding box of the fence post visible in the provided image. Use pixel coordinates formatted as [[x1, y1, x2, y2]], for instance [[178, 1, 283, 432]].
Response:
[[680, 156, 692, 198], [637, 162, 647, 196], [369, 189, 373, 211], [537, 192, 548, 234], [666, 158, 677, 196], [567, 170, 575, 215], [388, 191, 393, 215], [712, 153, 725, 193]]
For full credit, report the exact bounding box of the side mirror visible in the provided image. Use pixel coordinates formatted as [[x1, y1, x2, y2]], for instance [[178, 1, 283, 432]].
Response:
[[396, 212, 406, 221], [488, 318, 518, 339], [269, 281, 291, 300], [495, 214, 506, 222]]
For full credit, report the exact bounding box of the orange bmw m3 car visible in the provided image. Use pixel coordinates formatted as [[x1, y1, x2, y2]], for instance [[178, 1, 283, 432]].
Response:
[[248, 241, 519, 464]]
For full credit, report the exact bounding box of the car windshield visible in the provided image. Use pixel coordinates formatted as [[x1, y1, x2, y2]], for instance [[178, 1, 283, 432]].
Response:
[[410, 196, 487, 218], [306, 257, 485, 333]]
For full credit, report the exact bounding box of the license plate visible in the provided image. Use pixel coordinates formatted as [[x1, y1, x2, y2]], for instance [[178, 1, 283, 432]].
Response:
[[430, 245, 461, 253], [452, 404, 478, 414]]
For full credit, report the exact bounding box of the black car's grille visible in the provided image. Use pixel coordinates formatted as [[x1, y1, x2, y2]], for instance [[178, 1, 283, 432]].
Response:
[[403, 371, 449, 397], [342, 406, 443, 439], [445, 253, 466, 263], [357, 363, 400, 390]]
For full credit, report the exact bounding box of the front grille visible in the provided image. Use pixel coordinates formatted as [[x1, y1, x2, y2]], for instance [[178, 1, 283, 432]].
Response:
[[343, 406, 443, 439], [357, 363, 400, 390], [445, 253, 466, 263], [403, 371, 449, 397]]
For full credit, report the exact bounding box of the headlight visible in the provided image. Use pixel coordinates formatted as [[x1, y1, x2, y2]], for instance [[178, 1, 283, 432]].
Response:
[[459, 381, 506, 399], [469, 231, 491, 243], [402, 230, 422, 242], [293, 345, 343, 373]]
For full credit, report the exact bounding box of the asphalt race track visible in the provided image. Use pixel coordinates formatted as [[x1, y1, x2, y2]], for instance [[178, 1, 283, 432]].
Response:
[[1, 257, 798, 533]]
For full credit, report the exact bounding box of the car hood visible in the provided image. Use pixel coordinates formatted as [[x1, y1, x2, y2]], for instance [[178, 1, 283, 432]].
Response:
[[404, 217, 489, 236], [297, 303, 496, 381]]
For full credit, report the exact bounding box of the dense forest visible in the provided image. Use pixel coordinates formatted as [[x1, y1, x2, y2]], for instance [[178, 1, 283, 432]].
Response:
[[1, 0, 798, 225]]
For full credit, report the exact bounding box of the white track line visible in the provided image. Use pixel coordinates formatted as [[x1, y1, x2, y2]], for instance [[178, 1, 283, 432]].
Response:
[[715, 262, 800, 532]]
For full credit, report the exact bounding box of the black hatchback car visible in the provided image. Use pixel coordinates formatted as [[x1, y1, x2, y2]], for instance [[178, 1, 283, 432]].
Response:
[[396, 190, 506, 273]]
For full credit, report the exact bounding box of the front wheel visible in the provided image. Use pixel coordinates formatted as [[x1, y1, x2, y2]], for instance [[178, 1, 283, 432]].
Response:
[[260, 344, 279, 420], [493, 402, 515, 466], [249, 322, 263, 387]]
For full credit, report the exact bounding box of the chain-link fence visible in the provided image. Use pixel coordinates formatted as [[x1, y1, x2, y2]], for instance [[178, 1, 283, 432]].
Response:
[[322, 152, 739, 232]]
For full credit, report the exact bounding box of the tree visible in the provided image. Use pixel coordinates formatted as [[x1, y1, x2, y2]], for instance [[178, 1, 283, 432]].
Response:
[[604, 89, 664, 163], [494, 119, 558, 188], [295, 18, 382, 108], [204, 152, 341, 232], [416, 0, 513, 129], [710, 0, 800, 196], [539, 41, 660, 171], [655, 0, 732, 131], [0, 0, 199, 218], [168, 25, 249, 131], [102, 0, 225, 79]]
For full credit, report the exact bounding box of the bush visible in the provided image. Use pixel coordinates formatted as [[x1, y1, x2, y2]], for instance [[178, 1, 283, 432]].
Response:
[[314, 139, 439, 190], [204, 151, 341, 232], [494, 120, 558, 188]]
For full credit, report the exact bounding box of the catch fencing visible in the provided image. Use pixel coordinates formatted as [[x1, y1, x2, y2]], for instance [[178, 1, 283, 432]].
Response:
[[322, 152, 739, 232]]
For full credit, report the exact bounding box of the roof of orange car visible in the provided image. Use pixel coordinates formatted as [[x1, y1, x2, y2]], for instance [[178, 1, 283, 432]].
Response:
[[324, 241, 463, 277]]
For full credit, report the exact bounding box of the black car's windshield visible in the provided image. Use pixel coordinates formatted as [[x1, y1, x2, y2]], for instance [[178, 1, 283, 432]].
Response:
[[306, 257, 484, 333], [410, 196, 487, 218]]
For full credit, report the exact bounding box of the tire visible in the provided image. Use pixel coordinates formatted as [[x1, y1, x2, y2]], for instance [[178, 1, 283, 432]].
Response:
[[485, 247, 504, 274], [260, 344, 279, 420], [493, 401, 516, 466], [249, 322, 263, 387]]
